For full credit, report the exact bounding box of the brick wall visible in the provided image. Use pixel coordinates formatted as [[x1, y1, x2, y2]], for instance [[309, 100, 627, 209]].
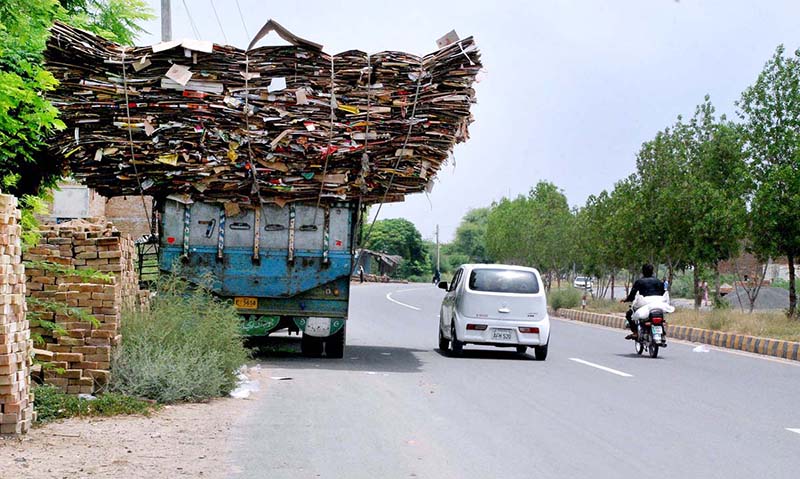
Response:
[[0, 192, 34, 435], [25, 220, 148, 395], [105, 196, 153, 240]]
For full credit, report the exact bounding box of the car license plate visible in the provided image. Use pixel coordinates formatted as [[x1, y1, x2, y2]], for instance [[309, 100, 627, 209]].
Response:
[[492, 328, 513, 341], [234, 297, 258, 309], [652, 325, 663, 334]]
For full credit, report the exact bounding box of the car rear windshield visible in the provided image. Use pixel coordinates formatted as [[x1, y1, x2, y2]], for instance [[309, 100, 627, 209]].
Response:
[[468, 269, 540, 294]]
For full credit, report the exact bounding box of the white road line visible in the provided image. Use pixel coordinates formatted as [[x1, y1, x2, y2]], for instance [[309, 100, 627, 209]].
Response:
[[385, 290, 422, 311], [552, 317, 800, 367], [569, 358, 633, 377], [787, 428, 800, 435]]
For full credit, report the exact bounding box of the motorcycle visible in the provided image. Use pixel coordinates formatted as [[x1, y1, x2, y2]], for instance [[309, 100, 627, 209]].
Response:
[[632, 308, 668, 358]]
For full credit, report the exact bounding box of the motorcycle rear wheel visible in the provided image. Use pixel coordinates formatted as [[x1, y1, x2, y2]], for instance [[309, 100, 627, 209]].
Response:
[[649, 343, 659, 358], [635, 341, 644, 355]]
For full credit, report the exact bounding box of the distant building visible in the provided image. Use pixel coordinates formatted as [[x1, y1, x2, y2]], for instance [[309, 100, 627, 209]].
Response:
[[44, 181, 153, 239], [354, 249, 402, 277]]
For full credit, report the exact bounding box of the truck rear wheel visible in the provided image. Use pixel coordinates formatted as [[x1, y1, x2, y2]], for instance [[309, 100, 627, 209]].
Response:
[[325, 326, 346, 359], [301, 334, 323, 357]]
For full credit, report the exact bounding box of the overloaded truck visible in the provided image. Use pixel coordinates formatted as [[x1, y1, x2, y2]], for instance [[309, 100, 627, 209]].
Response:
[[43, 21, 482, 360], [158, 198, 356, 357]]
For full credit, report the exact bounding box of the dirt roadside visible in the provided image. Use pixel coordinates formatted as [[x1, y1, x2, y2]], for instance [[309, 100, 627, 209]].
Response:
[[0, 367, 266, 479]]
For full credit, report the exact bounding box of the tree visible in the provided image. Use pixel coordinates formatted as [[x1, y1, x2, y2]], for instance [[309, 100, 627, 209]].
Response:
[[364, 218, 431, 279], [451, 207, 491, 263], [738, 45, 800, 317], [486, 181, 574, 291], [0, 0, 153, 197]]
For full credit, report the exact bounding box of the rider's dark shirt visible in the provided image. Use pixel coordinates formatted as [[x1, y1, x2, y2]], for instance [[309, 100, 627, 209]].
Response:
[[623, 276, 665, 302]]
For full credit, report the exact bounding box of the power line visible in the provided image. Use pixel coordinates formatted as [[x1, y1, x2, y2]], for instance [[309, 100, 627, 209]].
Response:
[[209, 0, 228, 44], [235, 0, 251, 40], [181, 0, 200, 38]]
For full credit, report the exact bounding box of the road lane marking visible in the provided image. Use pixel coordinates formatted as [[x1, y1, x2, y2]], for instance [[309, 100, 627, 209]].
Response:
[[385, 289, 423, 311], [552, 317, 800, 367], [787, 428, 800, 435], [569, 358, 633, 377]]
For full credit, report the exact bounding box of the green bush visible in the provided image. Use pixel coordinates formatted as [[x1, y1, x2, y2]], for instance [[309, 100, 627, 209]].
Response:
[[110, 274, 249, 403], [33, 384, 154, 424], [549, 288, 582, 310]]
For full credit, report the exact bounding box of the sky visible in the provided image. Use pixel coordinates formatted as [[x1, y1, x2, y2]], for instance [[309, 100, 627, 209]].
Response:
[[135, 0, 800, 242]]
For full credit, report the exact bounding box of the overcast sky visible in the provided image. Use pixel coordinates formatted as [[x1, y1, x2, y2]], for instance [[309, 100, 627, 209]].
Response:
[[136, 0, 800, 242]]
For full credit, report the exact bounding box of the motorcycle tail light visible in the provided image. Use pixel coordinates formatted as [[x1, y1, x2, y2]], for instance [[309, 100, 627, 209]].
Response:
[[466, 324, 487, 331], [652, 316, 664, 325], [518, 327, 540, 334]]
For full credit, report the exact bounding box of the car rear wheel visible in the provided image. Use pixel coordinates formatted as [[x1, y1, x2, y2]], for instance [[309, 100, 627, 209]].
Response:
[[438, 326, 449, 352], [450, 323, 463, 355], [533, 343, 548, 361], [516, 345, 527, 354]]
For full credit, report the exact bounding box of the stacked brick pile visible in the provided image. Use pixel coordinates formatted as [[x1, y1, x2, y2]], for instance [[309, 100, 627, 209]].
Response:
[[0, 192, 34, 435], [25, 219, 148, 394]]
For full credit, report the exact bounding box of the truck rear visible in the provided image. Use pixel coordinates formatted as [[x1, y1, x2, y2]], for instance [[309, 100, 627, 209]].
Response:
[[158, 197, 356, 358]]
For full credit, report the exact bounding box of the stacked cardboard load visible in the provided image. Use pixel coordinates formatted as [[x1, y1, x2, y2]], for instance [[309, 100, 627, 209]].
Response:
[[44, 21, 481, 207], [25, 220, 146, 394], [0, 192, 33, 435]]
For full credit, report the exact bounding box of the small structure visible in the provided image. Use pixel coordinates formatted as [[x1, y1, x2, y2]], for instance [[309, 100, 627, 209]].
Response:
[[354, 249, 402, 278]]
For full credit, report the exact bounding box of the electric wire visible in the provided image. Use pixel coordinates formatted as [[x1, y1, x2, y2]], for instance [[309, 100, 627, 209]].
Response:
[[209, 0, 228, 44]]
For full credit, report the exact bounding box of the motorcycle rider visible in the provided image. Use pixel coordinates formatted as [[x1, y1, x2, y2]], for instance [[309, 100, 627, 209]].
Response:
[[620, 263, 665, 340]]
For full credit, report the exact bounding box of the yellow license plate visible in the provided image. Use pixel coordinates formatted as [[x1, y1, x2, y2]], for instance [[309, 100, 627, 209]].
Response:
[[234, 297, 258, 309]]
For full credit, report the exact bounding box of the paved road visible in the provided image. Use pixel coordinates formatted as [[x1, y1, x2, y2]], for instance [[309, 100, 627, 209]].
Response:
[[229, 283, 800, 479]]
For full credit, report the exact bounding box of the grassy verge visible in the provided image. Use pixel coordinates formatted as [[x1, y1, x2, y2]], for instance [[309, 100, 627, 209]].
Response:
[[110, 273, 249, 403], [668, 310, 800, 342], [33, 384, 155, 425]]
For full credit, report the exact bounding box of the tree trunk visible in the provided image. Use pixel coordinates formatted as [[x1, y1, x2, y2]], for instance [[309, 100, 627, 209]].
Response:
[[693, 265, 701, 310], [789, 253, 796, 318], [611, 273, 615, 300], [714, 262, 721, 308]]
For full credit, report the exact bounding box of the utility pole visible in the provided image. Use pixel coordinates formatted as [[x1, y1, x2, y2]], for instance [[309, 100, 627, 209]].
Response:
[[161, 0, 172, 41], [435, 224, 440, 273]]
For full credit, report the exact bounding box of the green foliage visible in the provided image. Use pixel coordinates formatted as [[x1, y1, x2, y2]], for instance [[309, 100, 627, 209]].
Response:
[[364, 218, 431, 279], [450, 207, 491, 263], [738, 45, 800, 316], [110, 274, 249, 403], [486, 181, 574, 289], [33, 384, 154, 424], [548, 288, 582, 311], [60, 0, 154, 45]]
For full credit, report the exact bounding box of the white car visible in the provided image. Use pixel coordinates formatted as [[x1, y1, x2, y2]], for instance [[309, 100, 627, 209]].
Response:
[[438, 264, 550, 360], [573, 276, 593, 290]]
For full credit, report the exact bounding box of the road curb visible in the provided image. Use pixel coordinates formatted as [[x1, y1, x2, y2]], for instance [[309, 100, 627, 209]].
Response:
[[552, 308, 800, 362]]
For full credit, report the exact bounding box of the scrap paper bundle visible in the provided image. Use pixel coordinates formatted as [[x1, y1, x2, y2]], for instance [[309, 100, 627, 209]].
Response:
[[44, 21, 481, 206]]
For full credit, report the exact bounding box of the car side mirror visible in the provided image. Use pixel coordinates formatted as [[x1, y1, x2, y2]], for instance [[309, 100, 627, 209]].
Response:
[[438, 281, 448, 290]]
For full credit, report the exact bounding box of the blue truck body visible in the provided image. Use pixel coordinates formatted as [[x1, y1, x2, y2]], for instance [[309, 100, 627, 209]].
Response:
[[158, 198, 355, 357]]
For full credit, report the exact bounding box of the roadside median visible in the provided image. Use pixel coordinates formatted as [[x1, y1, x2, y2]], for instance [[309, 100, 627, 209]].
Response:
[[552, 308, 800, 362]]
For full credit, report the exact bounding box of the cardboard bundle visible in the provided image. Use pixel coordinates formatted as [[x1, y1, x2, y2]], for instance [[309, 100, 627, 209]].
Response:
[[25, 220, 146, 394], [0, 192, 33, 435], [44, 21, 482, 206]]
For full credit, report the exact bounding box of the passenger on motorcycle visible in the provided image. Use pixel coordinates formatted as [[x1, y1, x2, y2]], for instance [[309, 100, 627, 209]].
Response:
[[620, 263, 665, 340]]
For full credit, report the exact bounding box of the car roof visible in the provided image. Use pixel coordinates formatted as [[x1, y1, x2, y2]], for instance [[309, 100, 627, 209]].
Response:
[[460, 263, 541, 274]]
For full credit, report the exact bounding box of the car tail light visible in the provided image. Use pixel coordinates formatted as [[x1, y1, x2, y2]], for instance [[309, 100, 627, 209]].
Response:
[[466, 324, 487, 331], [518, 327, 539, 334], [652, 316, 664, 325]]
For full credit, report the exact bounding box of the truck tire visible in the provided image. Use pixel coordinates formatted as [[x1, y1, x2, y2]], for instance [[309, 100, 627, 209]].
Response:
[[325, 326, 346, 359], [301, 334, 323, 357]]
